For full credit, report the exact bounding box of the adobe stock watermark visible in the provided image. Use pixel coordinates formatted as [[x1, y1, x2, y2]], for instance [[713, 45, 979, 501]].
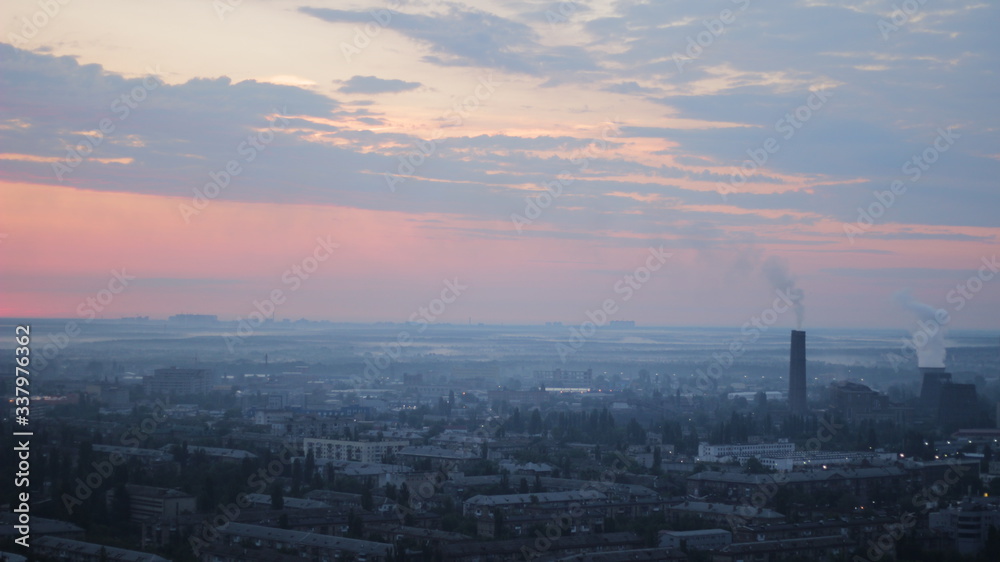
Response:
[[51, 68, 163, 181], [672, 0, 751, 73], [545, 1, 580, 26], [393, 410, 503, 522], [362, 278, 468, 377], [339, 1, 404, 63], [511, 119, 622, 234], [223, 236, 339, 353], [724, 415, 844, 528], [878, 0, 930, 40], [34, 269, 136, 371], [179, 108, 290, 223], [189, 442, 299, 556], [843, 127, 959, 244], [61, 399, 168, 514], [858, 459, 970, 562], [384, 75, 496, 192], [556, 246, 671, 362], [6, 0, 73, 47], [212, 0, 243, 21], [885, 255, 997, 371], [688, 287, 800, 397], [717, 88, 832, 202], [521, 451, 635, 559]]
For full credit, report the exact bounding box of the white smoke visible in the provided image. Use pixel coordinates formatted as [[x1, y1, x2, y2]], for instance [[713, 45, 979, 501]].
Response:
[[761, 256, 804, 329], [894, 289, 948, 368]]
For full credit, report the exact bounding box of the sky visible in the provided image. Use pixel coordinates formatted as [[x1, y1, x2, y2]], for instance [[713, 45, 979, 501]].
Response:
[[0, 0, 998, 330]]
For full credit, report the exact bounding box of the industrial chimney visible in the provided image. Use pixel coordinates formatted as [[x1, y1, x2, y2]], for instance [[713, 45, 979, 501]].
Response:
[[789, 330, 807, 415]]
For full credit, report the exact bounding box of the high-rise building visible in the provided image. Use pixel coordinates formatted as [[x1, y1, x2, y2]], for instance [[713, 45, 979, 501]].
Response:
[[788, 330, 807, 415]]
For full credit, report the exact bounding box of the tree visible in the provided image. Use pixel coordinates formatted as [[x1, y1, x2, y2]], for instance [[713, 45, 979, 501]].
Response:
[[305, 450, 315, 482], [174, 441, 189, 467], [197, 475, 217, 512], [627, 418, 644, 444], [270, 481, 284, 510], [111, 482, 131, 524], [519, 478, 529, 494], [744, 457, 772, 474], [754, 391, 768, 410], [399, 483, 410, 506], [529, 409, 543, 434], [291, 459, 302, 496], [652, 447, 662, 475], [348, 509, 364, 537], [361, 486, 373, 511]]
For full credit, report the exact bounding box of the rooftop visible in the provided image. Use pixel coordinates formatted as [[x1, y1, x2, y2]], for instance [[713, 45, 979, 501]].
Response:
[[35, 537, 171, 562], [219, 522, 392, 555], [465, 489, 606, 506]]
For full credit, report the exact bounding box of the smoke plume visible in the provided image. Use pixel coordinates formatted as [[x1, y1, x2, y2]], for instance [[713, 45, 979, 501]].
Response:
[[761, 256, 804, 329], [894, 289, 948, 368]]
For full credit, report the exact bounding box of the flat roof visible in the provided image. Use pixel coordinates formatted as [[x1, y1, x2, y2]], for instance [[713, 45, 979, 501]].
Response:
[[35, 536, 171, 562], [220, 522, 392, 555]]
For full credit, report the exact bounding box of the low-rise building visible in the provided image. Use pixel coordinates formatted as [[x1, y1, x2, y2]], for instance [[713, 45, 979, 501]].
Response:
[[0, 514, 83, 541], [165, 444, 258, 462], [34, 537, 171, 562], [686, 466, 907, 503], [928, 497, 1000, 554], [758, 450, 896, 471], [464, 490, 606, 517], [203, 522, 393, 562], [441, 532, 641, 561], [92, 444, 173, 464], [712, 535, 853, 562], [303, 437, 408, 463], [123, 484, 197, 523], [666, 501, 785, 529], [243, 493, 330, 510], [145, 367, 210, 396], [658, 529, 732, 551], [697, 441, 794, 463]]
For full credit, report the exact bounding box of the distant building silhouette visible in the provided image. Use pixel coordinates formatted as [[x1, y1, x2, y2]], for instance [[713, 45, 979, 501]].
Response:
[[168, 314, 218, 324], [918, 367, 979, 427], [828, 380, 906, 423], [535, 368, 593, 387], [145, 367, 210, 395]]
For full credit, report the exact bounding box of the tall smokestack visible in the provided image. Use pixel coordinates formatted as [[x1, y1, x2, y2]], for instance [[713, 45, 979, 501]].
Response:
[[789, 330, 807, 415]]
